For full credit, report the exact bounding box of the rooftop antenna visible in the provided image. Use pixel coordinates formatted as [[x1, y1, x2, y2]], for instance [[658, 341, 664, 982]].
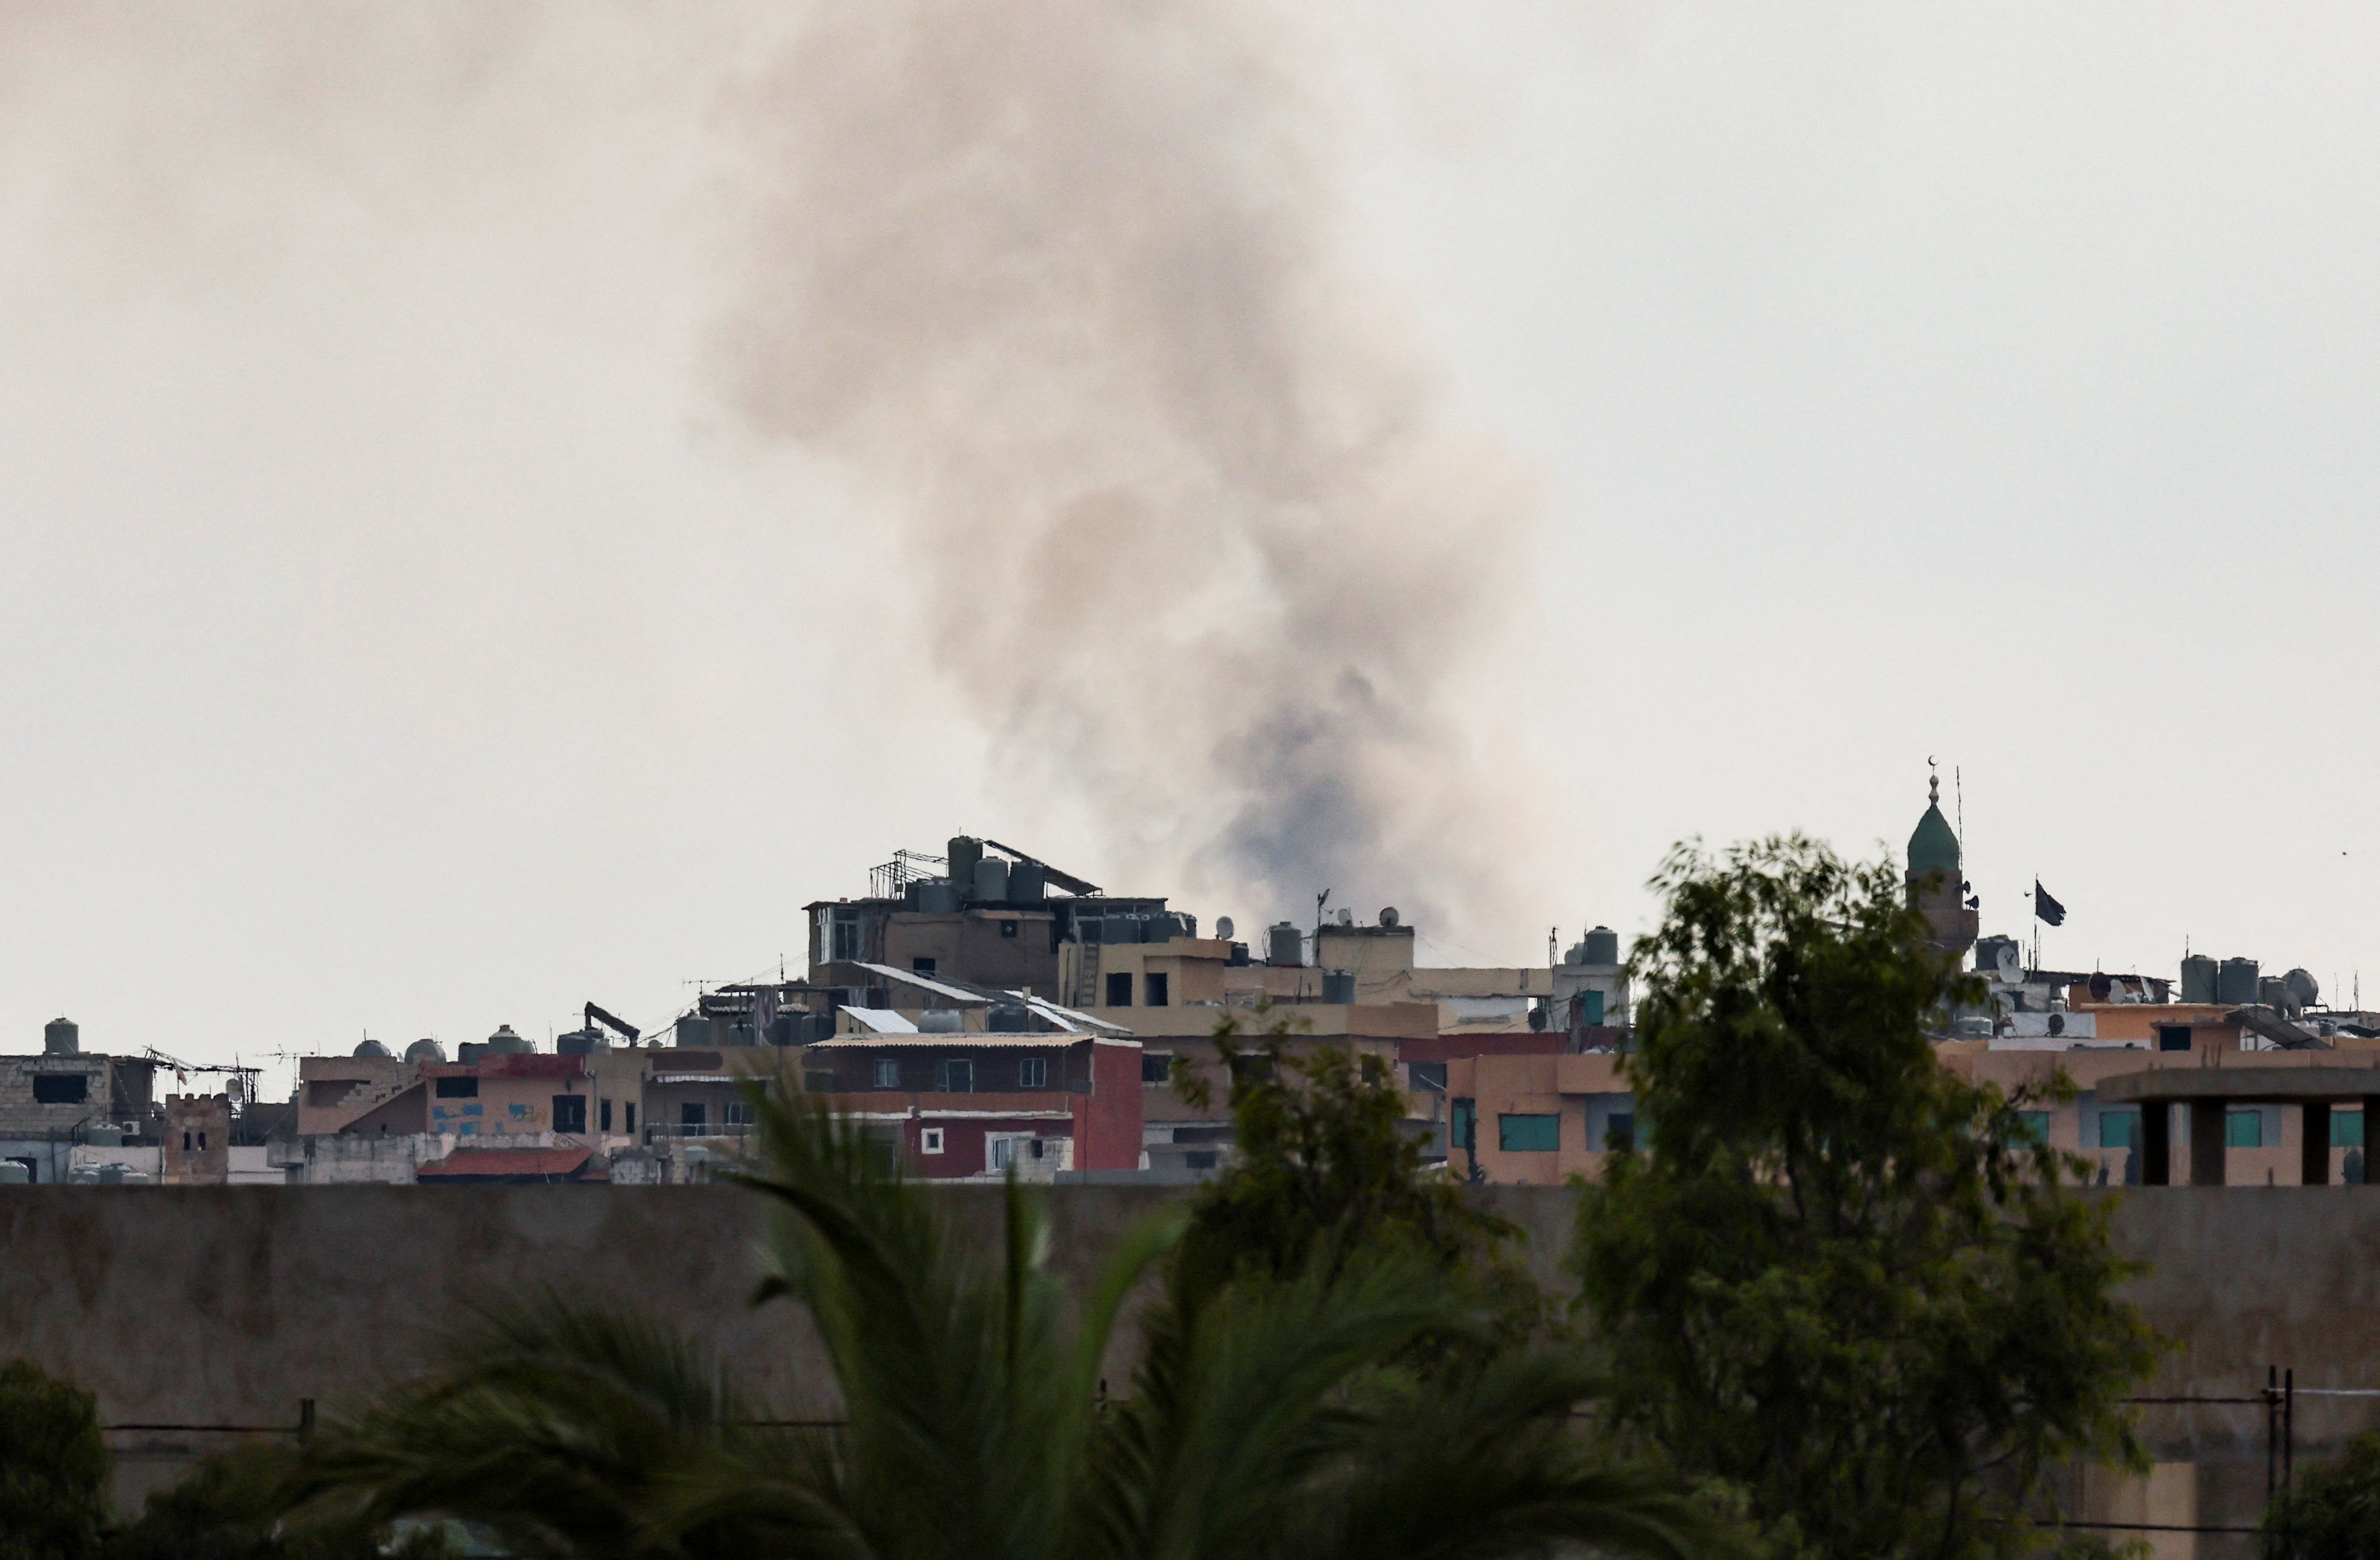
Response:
[[1955, 764, 1964, 848]]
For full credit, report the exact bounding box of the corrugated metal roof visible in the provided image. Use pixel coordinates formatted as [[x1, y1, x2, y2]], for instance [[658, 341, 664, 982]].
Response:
[[839, 1008, 919, 1034], [852, 963, 990, 1007]]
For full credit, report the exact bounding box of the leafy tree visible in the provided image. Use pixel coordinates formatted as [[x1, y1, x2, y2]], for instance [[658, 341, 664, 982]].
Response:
[[1571, 836, 2163, 1560], [294, 1090, 1726, 1560], [104, 1444, 451, 1560], [2264, 1432, 2380, 1560], [1172, 1015, 1540, 1334], [0, 1358, 107, 1560]]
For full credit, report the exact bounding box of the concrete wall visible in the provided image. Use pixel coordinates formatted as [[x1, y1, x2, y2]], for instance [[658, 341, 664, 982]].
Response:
[[7, 1181, 2380, 1547]]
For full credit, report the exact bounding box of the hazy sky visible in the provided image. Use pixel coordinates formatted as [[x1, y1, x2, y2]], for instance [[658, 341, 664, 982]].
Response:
[[5, 4, 2379, 1082]]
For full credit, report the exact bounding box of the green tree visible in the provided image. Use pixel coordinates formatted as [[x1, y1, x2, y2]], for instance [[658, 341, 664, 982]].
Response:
[[0, 1358, 108, 1560], [1172, 1016, 1540, 1334], [2264, 1432, 2380, 1560], [1571, 836, 2163, 1560], [294, 1089, 1726, 1560], [105, 1443, 452, 1560]]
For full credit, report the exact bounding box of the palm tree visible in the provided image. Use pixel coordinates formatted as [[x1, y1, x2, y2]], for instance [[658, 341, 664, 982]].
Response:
[[291, 1094, 1727, 1560]]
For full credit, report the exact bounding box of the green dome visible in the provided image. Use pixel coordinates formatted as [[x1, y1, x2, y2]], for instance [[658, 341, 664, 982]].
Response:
[[1908, 803, 1961, 877]]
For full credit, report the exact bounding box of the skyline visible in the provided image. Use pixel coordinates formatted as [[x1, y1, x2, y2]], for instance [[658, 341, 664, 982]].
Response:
[[6, 4, 2380, 1070]]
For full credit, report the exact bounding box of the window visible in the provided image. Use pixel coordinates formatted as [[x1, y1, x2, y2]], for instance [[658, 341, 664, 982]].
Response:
[[920, 1127, 945, 1155], [553, 1095, 587, 1134], [2227, 1109, 2264, 1149], [2099, 1109, 2138, 1149], [1451, 1099, 1476, 1150], [1000, 919, 1019, 938], [197, 1132, 207, 1151], [1106, 972, 1133, 1007], [182, 1132, 192, 1152], [1145, 972, 1169, 1008], [1019, 1057, 1047, 1089], [682, 1103, 707, 1130], [829, 910, 862, 962], [1582, 989, 1606, 1026], [912, 957, 937, 974], [873, 1059, 901, 1089], [2157, 1024, 2192, 1052], [939, 1058, 974, 1092], [2016, 1111, 2051, 1146], [1605, 1112, 1635, 1152], [1142, 1052, 1172, 1084], [2342, 1110, 2367, 1149], [31, 1075, 87, 1104], [435, 1077, 478, 1099], [1408, 1061, 1447, 1093], [624, 1103, 636, 1134], [1186, 1150, 1218, 1171], [1499, 1113, 1559, 1152], [725, 1100, 755, 1128], [600, 1098, 613, 1133]]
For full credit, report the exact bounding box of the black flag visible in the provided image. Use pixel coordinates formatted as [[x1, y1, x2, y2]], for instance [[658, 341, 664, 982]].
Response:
[[2034, 880, 2066, 926]]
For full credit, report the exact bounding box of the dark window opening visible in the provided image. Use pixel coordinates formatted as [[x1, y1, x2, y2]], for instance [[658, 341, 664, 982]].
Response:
[[553, 1095, 587, 1134], [1605, 1113, 1635, 1152], [912, 957, 937, 974], [1408, 1061, 1447, 1093], [873, 1059, 901, 1089], [1142, 1052, 1173, 1084], [197, 1132, 207, 1151], [600, 1098, 613, 1133], [625, 1103, 636, 1134], [1186, 1151, 1218, 1171], [1105, 972, 1133, 1007], [681, 1103, 706, 1130], [939, 1059, 975, 1093], [1228, 1054, 1275, 1086], [1145, 972, 1169, 1008], [1019, 1057, 1047, 1088], [2157, 1024, 2192, 1052], [182, 1132, 192, 1152], [829, 913, 862, 962], [435, 1077, 479, 1098], [31, 1075, 87, 1104]]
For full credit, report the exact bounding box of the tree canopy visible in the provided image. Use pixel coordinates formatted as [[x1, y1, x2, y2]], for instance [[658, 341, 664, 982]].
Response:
[[0, 1358, 107, 1560], [1570, 835, 2163, 1560]]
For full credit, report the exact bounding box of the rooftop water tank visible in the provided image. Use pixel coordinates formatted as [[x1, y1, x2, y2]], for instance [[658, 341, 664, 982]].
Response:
[[947, 836, 984, 894], [918, 1009, 964, 1034], [485, 1024, 533, 1055], [2287, 968, 2321, 1009], [1008, 860, 1045, 903], [0, 1162, 27, 1185], [404, 1039, 446, 1066], [1266, 922, 1304, 968], [44, 1017, 78, 1057], [1321, 970, 1357, 1004], [2217, 958, 2260, 1006], [973, 857, 1010, 903], [675, 1014, 709, 1049], [2260, 975, 2294, 1014], [2180, 954, 2218, 1004], [556, 1029, 606, 1055], [987, 1003, 1030, 1033], [725, 1021, 758, 1048], [87, 1126, 123, 1147], [354, 1038, 393, 1060], [456, 1042, 486, 1064], [1582, 926, 1621, 966], [915, 880, 961, 914]]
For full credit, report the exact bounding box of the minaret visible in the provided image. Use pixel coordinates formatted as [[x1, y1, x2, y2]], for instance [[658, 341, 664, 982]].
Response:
[[1906, 771, 1978, 959]]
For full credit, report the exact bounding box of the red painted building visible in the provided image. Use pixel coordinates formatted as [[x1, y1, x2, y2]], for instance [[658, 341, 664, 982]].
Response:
[[800, 1034, 1142, 1178]]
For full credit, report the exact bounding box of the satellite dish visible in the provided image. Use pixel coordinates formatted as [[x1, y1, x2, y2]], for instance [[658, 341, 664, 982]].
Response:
[[1215, 916, 1235, 941], [1335, 907, 1353, 927], [1379, 906, 1400, 928], [1996, 943, 2020, 979]]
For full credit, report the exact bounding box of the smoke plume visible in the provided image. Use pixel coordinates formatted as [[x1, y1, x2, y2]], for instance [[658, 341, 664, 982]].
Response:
[[718, 0, 1548, 940]]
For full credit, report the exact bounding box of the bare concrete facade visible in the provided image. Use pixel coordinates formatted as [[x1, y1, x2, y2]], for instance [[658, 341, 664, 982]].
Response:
[[1, 1183, 2373, 1549]]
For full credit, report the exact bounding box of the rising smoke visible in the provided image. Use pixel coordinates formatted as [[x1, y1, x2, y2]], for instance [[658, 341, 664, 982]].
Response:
[[717, 0, 1550, 940]]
